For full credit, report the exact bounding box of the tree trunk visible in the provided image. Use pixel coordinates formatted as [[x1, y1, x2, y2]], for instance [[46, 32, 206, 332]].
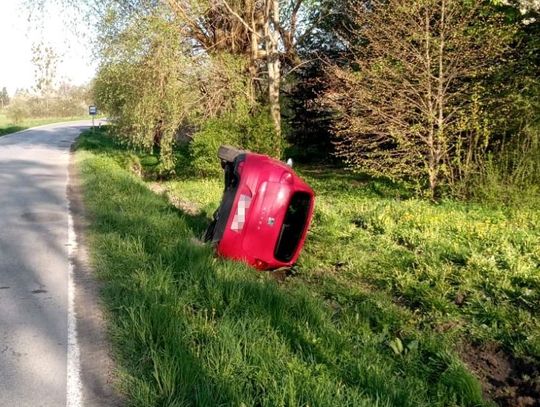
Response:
[[432, 0, 447, 200], [425, 10, 437, 199], [267, 0, 282, 156], [248, 19, 260, 105]]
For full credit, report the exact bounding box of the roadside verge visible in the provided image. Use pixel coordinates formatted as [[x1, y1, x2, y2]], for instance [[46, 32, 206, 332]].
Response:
[[68, 143, 123, 406]]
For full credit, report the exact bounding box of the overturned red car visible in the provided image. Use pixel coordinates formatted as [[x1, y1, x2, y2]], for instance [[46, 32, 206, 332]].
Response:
[[204, 146, 315, 271]]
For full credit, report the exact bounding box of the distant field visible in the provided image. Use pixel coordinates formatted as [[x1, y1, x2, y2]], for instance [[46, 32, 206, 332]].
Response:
[[75, 128, 540, 407], [0, 113, 89, 137]]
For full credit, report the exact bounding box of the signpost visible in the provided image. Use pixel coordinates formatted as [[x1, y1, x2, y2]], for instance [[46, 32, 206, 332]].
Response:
[[89, 105, 97, 131]]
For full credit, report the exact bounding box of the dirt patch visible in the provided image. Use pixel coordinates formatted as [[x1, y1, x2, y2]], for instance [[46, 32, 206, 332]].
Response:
[[461, 342, 540, 407], [147, 182, 166, 195]]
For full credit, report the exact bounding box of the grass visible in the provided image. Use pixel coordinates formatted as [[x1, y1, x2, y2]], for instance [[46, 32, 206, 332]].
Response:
[[75, 128, 540, 407], [0, 112, 90, 137]]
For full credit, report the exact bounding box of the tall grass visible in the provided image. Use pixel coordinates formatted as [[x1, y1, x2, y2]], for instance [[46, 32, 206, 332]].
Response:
[[76, 129, 490, 407], [459, 126, 540, 208]]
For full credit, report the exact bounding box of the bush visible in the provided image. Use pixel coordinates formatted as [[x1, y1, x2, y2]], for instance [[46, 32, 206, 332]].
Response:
[[190, 110, 279, 177], [5, 85, 89, 123], [190, 117, 241, 176], [465, 126, 540, 207], [242, 108, 280, 157], [6, 97, 31, 124]]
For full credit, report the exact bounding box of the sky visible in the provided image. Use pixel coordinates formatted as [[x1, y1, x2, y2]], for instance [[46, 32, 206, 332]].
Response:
[[0, 0, 96, 95]]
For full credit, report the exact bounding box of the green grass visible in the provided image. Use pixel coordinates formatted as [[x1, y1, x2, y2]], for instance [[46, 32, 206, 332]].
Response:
[[0, 113, 90, 137], [75, 128, 540, 406]]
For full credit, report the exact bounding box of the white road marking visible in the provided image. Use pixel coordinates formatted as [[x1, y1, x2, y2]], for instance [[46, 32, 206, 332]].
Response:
[[67, 157, 83, 406]]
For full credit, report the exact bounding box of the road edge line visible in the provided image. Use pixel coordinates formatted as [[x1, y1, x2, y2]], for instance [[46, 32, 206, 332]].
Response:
[[67, 209, 83, 407], [67, 142, 83, 407]]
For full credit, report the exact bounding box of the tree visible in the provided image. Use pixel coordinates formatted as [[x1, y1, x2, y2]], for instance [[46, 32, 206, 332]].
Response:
[[94, 8, 204, 170], [31, 42, 61, 116], [283, 0, 357, 163], [324, 0, 512, 197], [165, 0, 320, 154], [32, 43, 59, 95], [0, 87, 9, 109], [28, 0, 327, 161]]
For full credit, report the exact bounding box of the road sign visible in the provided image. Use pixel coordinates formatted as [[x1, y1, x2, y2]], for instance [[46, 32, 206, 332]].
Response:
[[89, 105, 97, 115]]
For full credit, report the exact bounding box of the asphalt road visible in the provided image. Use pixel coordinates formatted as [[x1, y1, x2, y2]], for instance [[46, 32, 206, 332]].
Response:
[[0, 121, 92, 406]]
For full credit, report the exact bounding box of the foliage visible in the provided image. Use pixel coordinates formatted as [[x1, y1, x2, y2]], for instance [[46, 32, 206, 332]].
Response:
[[57, 0, 336, 168], [190, 109, 279, 176], [94, 9, 202, 170], [164, 0, 323, 142], [323, 0, 514, 197], [284, 61, 335, 163], [5, 96, 31, 124], [93, 2, 283, 170], [443, 1, 539, 196], [190, 117, 241, 177], [1, 34, 89, 123], [0, 87, 9, 109], [5, 85, 89, 123], [242, 107, 280, 156], [464, 126, 540, 205], [31, 42, 60, 96], [23, 0, 540, 202]]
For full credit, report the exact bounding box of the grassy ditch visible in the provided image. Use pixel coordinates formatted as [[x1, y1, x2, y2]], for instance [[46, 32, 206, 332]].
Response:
[[75, 128, 540, 407]]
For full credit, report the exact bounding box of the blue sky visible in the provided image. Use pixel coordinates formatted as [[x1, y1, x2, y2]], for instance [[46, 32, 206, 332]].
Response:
[[0, 0, 96, 95]]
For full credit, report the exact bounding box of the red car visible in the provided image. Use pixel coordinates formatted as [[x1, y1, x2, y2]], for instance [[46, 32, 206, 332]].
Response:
[[204, 146, 315, 270]]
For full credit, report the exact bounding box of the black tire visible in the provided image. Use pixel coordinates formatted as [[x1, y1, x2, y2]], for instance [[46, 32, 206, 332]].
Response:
[[218, 145, 244, 163]]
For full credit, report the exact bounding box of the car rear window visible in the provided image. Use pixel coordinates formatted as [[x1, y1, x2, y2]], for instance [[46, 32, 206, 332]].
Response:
[[274, 192, 312, 262]]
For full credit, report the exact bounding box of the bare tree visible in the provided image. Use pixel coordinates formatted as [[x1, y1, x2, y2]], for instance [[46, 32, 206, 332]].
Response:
[[324, 0, 509, 197]]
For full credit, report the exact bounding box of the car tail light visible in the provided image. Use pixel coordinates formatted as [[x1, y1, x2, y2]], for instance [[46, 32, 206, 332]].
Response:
[[280, 171, 293, 184], [254, 259, 268, 269]]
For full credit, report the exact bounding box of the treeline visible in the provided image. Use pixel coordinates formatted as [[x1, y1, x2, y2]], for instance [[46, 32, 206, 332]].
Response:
[[5, 84, 91, 123], [79, 0, 538, 198], [3, 43, 92, 123]]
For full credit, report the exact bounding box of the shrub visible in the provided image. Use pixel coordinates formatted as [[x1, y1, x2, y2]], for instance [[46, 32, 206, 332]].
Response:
[[464, 126, 540, 207], [242, 108, 280, 157], [6, 97, 31, 124], [190, 109, 279, 177], [190, 117, 241, 177]]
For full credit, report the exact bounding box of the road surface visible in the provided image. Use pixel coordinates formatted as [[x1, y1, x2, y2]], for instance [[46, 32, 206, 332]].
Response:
[[0, 121, 92, 406]]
